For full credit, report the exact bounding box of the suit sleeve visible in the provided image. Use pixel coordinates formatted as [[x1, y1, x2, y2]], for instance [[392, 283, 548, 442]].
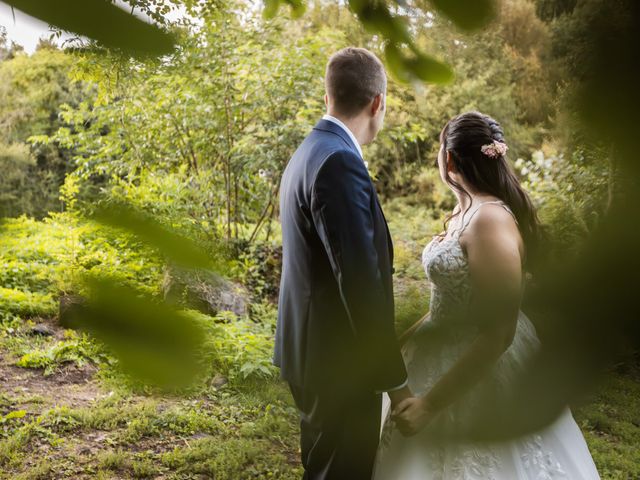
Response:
[[310, 150, 408, 392]]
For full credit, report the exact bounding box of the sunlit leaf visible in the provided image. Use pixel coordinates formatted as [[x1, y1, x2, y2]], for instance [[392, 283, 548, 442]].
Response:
[[68, 275, 207, 389], [263, 0, 281, 19], [384, 43, 412, 83], [352, 2, 412, 44], [405, 51, 455, 84], [429, 0, 496, 31], [385, 43, 454, 84], [2, 410, 27, 421], [284, 0, 307, 19], [89, 201, 213, 270], [5, 0, 176, 56]]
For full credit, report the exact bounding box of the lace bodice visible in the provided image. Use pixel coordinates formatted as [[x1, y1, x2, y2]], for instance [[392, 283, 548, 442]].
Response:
[[422, 235, 472, 327], [421, 200, 516, 330]]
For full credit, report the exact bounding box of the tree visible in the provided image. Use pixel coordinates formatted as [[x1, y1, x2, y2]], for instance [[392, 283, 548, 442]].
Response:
[[0, 44, 90, 217], [35, 4, 335, 244]]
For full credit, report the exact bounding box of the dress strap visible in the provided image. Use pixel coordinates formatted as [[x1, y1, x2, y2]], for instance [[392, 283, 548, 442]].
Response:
[[455, 200, 517, 237]]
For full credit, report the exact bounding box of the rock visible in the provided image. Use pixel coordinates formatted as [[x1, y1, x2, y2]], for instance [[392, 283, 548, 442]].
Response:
[[78, 446, 92, 456], [162, 265, 249, 317], [210, 374, 228, 389], [28, 324, 55, 337]]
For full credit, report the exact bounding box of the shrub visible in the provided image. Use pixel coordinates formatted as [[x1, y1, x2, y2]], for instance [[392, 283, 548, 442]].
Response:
[[0, 287, 56, 317]]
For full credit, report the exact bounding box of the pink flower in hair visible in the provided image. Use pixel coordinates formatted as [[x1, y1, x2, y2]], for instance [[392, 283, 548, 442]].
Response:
[[481, 141, 509, 158]]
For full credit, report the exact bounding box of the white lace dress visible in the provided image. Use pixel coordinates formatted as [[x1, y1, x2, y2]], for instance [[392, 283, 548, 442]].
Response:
[[373, 201, 600, 480]]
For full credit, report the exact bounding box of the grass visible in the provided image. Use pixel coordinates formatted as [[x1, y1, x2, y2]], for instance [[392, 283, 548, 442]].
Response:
[[0, 378, 302, 479], [574, 364, 640, 479]]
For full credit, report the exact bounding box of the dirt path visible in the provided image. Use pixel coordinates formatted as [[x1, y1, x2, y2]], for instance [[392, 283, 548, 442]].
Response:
[[0, 354, 104, 411]]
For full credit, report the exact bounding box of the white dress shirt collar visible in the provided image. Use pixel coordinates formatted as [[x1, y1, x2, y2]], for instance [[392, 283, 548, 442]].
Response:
[[322, 114, 364, 159]]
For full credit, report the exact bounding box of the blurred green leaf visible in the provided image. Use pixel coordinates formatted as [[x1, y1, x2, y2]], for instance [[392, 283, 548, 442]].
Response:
[[429, 0, 496, 31], [285, 0, 307, 19], [349, 0, 454, 84], [263, 0, 305, 19], [385, 43, 454, 84], [89, 202, 213, 270], [70, 275, 207, 389], [405, 50, 455, 84], [423, 191, 640, 443], [352, 2, 412, 44], [384, 42, 412, 83], [5, 0, 176, 57], [262, 0, 281, 19]]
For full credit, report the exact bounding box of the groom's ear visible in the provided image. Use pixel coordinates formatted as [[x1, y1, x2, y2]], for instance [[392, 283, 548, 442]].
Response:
[[324, 94, 328, 108], [371, 93, 384, 116]]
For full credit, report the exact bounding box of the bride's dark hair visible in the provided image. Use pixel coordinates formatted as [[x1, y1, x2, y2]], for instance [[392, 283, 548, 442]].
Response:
[[439, 111, 544, 272]]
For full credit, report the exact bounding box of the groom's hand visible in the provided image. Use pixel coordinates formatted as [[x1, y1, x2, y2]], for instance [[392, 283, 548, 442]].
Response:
[[392, 396, 436, 437]]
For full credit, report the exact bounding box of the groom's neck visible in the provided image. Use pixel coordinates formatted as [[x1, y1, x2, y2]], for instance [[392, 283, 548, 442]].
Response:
[[326, 110, 370, 146]]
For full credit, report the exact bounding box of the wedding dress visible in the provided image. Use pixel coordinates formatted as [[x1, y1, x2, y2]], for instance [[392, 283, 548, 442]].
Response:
[[373, 201, 600, 480]]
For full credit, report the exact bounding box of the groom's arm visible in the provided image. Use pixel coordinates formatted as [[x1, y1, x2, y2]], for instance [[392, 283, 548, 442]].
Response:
[[311, 150, 407, 392]]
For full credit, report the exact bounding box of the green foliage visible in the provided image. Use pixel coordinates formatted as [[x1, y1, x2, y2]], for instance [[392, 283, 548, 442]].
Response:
[[0, 287, 56, 318], [0, 410, 27, 424], [16, 331, 104, 375], [364, 0, 556, 198], [67, 277, 208, 389], [0, 210, 279, 393], [0, 45, 90, 218], [36, 10, 336, 245], [89, 201, 217, 271], [0, 215, 68, 294], [237, 242, 283, 303], [377, 199, 445, 334], [0, 383, 301, 478], [161, 436, 298, 479], [28, 0, 557, 236], [0, 416, 57, 469], [16, 0, 496, 85], [574, 368, 640, 479], [515, 148, 609, 257], [0, 210, 167, 303], [202, 307, 278, 382]]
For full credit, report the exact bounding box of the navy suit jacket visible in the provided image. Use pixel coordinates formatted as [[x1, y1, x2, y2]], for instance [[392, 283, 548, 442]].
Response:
[[274, 118, 407, 393]]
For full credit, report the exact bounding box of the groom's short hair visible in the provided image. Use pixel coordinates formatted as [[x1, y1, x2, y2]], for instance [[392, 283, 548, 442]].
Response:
[[325, 47, 387, 117]]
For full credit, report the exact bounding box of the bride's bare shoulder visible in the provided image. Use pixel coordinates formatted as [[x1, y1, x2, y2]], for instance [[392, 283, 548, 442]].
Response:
[[463, 203, 523, 254], [471, 203, 517, 230]]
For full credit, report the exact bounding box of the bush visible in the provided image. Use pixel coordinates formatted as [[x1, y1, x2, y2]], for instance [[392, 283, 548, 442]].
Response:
[[16, 331, 106, 375], [196, 307, 278, 383], [0, 287, 56, 317], [237, 241, 282, 304]]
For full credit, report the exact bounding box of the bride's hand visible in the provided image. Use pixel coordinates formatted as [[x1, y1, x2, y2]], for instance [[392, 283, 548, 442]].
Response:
[[391, 396, 436, 437]]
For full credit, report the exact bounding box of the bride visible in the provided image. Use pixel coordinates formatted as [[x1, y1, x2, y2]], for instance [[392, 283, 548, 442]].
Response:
[[373, 112, 600, 479]]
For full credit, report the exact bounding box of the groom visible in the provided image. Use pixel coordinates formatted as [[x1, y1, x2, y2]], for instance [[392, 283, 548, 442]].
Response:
[[274, 47, 412, 479]]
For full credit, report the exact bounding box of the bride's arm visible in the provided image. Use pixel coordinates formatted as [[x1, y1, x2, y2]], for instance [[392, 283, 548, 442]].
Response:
[[394, 206, 523, 434]]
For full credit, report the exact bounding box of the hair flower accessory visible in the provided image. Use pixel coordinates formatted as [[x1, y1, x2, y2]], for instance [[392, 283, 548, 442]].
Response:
[[481, 141, 508, 158]]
